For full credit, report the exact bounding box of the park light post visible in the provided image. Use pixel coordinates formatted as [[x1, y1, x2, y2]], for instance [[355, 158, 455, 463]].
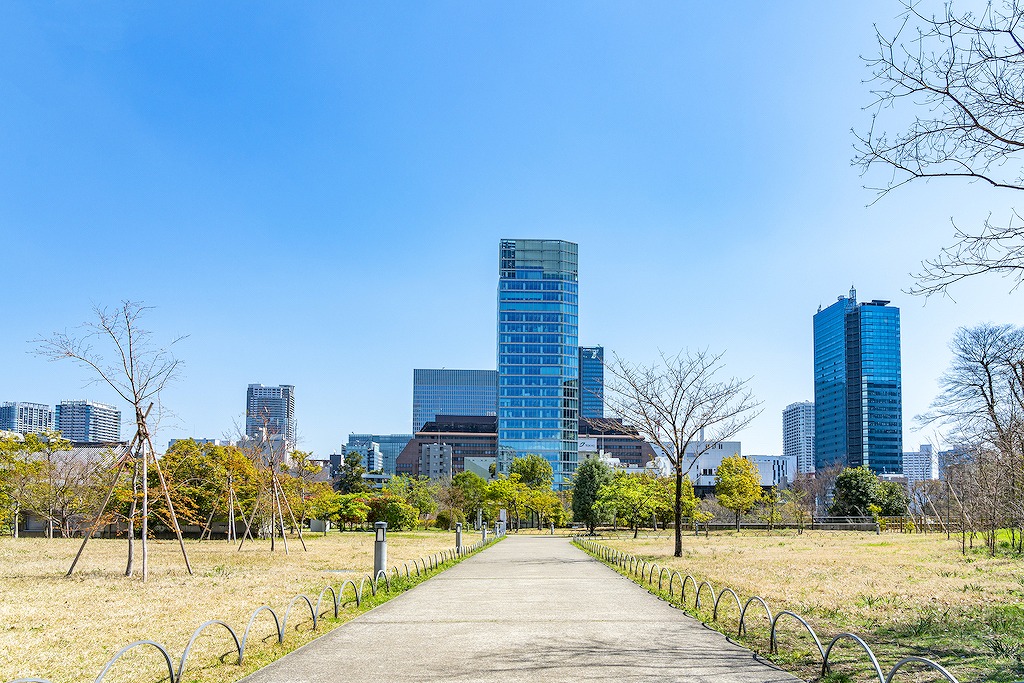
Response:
[[455, 522, 462, 551], [374, 522, 387, 577]]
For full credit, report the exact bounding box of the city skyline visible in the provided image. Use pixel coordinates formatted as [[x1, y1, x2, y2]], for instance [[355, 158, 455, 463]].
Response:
[[3, 3, 1023, 459]]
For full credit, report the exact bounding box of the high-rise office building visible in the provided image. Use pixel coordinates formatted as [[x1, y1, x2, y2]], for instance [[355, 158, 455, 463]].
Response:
[[813, 287, 902, 474], [55, 400, 121, 442], [783, 401, 816, 475], [0, 402, 54, 435], [579, 346, 604, 419], [411, 369, 498, 432], [497, 239, 579, 488], [903, 444, 939, 485], [346, 433, 413, 475], [246, 384, 296, 443]]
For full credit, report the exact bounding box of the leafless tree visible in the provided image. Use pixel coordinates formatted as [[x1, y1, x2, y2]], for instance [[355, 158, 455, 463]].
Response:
[[35, 301, 192, 580], [853, 1, 1024, 296], [921, 323, 1024, 552], [604, 349, 761, 557]]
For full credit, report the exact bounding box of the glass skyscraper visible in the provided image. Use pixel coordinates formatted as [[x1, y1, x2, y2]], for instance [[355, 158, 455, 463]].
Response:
[[347, 433, 413, 475], [411, 369, 498, 432], [245, 384, 295, 444], [497, 239, 579, 488], [579, 346, 604, 419], [813, 288, 902, 474]]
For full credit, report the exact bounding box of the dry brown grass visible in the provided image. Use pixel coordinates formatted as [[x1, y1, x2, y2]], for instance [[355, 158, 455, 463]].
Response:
[[599, 530, 1024, 682], [0, 530, 464, 683]]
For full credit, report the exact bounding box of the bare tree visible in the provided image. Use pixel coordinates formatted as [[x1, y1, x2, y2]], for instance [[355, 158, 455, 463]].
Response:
[[854, 1, 1024, 295], [604, 349, 761, 557], [921, 323, 1024, 552], [35, 301, 192, 580]]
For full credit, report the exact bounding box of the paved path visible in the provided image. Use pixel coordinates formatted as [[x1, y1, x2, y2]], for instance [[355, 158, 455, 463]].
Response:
[[241, 536, 799, 682]]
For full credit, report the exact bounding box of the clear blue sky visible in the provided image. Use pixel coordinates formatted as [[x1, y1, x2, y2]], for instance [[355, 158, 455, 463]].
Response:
[[2, 2, 1020, 457]]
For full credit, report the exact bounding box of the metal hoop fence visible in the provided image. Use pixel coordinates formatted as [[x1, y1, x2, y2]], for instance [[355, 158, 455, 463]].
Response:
[[572, 537, 960, 683], [5, 535, 501, 683]]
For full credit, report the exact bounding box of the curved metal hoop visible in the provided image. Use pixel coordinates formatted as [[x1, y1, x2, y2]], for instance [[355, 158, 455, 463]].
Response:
[[375, 569, 391, 592], [339, 579, 361, 607], [770, 610, 825, 661], [94, 640, 176, 683], [739, 595, 773, 636], [681, 575, 699, 606], [358, 576, 373, 599], [283, 594, 318, 633], [822, 633, 885, 683], [177, 619, 243, 680], [695, 580, 715, 610], [317, 585, 339, 619], [885, 656, 960, 683], [713, 587, 742, 622], [241, 606, 284, 658], [657, 567, 669, 591], [668, 571, 683, 598], [648, 563, 659, 584]]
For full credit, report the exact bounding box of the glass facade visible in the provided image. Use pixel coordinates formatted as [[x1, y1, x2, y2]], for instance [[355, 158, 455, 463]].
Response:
[[411, 369, 498, 432], [347, 433, 413, 475], [813, 289, 902, 474], [579, 346, 604, 419], [245, 384, 295, 443], [497, 239, 579, 488]]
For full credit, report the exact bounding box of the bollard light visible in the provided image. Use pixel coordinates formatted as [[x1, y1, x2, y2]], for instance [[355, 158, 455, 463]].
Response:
[[374, 521, 387, 577], [455, 522, 463, 550]]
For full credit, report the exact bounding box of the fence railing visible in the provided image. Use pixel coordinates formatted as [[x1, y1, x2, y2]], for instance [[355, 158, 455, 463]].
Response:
[[573, 537, 959, 683], [5, 536, 501, 683]]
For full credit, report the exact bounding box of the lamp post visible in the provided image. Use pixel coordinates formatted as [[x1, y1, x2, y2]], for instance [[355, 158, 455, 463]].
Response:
[[374, 522, 387, 577], [455, 522, 462, 551]]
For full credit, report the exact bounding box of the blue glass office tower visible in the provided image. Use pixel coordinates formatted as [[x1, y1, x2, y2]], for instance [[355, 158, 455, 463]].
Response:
[[579, 346, 604, 419], [497, 239, 579, 488], [412, 369, 498, 432], [813, 288, 902, 474]]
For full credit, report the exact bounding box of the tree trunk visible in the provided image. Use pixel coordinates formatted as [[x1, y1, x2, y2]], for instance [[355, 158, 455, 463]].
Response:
[[674, 467, 683, 557], [126, 460, 138, 576], [735, 510, 740, 533]]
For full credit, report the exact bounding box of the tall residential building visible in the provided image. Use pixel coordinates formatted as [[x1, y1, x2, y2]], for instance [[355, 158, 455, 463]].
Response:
[[904, 444, 939, 485], [55, 400, 121, 442], [346, 433, 413, 475], [245, 384, 295, 444], [813, 287, 902, 474], [0, 402, 54, 435], [497, 238, 579, 488], [579, 346, 604, 419], [783, 401, 816, 475], [411, 369, 498, 432]]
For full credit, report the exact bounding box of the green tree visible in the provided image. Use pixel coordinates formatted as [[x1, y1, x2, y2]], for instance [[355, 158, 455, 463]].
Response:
[[877, 480, 910, 517], [305, 488, 341, 535], [715, 455, 762, 532], [781, 485, 812, 534], [830, 466, 881, 517], [365, 493, 418, 530], [596, 472, 673, 539], [571, 457, 613, 534], [510, 454, 553, 490], [338, 493, 370, 530], [336, 451, 368, 494], [452, 471, 488, 521], [487, 474, 530, 531], [384, 475, 438, 522]]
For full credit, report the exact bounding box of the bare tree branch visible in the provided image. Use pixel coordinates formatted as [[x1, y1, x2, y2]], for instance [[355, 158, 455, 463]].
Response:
[[603, 349, 761, 557]]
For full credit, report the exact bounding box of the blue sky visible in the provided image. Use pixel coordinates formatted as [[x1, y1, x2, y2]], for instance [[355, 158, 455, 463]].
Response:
[[2, 2, 1020, 457]]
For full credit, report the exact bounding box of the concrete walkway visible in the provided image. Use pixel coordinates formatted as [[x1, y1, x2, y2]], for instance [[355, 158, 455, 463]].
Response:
[[240, 536, 799, 682]]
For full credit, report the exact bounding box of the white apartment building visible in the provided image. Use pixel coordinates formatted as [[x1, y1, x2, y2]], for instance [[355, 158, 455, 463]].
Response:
[[783, 401, 815, 475], [55, 400, 121, 443], [903, 444, 939, 485]]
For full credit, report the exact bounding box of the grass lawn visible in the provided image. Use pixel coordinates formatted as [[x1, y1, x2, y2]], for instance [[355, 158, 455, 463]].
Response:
[[593, 530, 1024, 683], [1, 530, 466, 683]]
